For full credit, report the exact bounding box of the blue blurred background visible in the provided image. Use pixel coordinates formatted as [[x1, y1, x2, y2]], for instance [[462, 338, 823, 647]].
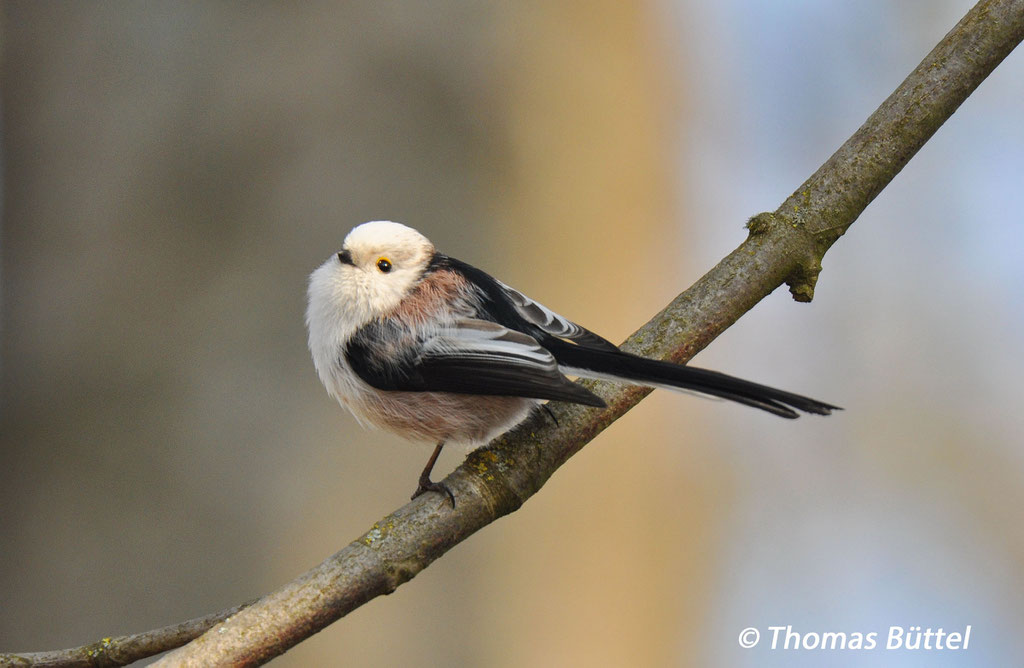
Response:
[[2, 1, 1022, 665]]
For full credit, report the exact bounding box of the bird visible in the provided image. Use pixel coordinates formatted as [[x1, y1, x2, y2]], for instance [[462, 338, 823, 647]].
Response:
[[306, 221, 839, 505]]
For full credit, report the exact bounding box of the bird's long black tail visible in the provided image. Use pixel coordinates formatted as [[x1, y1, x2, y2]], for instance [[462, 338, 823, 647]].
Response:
[[548, 341, 839, 418]]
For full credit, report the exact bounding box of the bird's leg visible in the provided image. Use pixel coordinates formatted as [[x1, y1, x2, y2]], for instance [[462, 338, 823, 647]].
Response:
[[411, 440, 455, 507]]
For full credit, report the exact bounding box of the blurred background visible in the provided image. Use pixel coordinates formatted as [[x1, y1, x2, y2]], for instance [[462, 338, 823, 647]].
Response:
[[2, 1, 1022, 666]]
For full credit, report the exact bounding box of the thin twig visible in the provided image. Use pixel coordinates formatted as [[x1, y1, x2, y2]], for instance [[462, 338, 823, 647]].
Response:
[[0, 601, 254, 667]]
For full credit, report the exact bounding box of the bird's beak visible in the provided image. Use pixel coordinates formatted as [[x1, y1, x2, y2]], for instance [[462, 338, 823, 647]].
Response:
[[337, 249, 355, 266]]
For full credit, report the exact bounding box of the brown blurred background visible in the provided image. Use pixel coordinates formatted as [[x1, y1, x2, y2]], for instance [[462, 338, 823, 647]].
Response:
[[3, 2, 1023, 666]]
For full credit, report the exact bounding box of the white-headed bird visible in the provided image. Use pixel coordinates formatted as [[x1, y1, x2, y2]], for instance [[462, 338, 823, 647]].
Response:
[[307, 221, 838, 505]]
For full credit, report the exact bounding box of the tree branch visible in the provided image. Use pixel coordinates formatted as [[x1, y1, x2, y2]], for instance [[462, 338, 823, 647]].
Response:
[[5, 0, 1021, 666]]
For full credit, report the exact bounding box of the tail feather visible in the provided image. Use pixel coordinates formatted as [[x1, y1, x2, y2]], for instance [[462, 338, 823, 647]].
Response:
[[549, 341, 840, 419]]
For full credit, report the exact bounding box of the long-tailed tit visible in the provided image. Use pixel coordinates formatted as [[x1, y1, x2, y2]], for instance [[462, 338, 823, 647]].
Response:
[[307, 221, 838, 505]]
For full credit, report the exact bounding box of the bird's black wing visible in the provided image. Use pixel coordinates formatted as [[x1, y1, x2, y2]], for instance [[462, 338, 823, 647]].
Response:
[[402, 254, 838, 419], [346, 317, 606, 406], [433, 254, 620, 351]]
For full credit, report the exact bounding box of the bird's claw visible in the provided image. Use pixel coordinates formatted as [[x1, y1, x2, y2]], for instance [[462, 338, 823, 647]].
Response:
[[412, 477, 455, 507]]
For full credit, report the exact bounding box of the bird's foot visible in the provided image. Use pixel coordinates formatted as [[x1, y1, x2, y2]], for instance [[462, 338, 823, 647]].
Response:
[[411, 476, 455, 507], [541, 403, 559, 427]]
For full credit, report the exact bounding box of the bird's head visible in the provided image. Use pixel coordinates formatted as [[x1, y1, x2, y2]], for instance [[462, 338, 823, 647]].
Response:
[[306, 221, 435, 347]]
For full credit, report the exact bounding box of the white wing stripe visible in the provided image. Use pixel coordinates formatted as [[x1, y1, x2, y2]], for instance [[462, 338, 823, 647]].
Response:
[[496, 280, 618, 350], [419, 320, 559, 370]]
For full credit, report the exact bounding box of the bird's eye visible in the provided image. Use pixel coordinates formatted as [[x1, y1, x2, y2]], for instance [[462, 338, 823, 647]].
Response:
[[376, 257, 393, 273]]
